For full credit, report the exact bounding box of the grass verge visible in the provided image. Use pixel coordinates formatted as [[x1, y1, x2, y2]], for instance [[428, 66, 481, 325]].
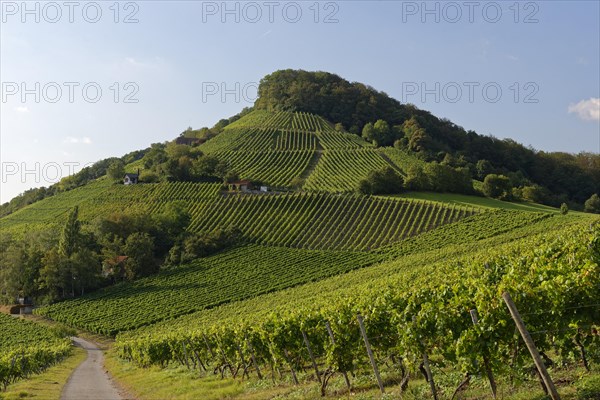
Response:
[[104, 346, 600, 400]]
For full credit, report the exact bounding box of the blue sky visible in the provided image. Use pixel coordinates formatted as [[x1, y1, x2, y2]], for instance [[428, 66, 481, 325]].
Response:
[[1, 0, 599, 203]]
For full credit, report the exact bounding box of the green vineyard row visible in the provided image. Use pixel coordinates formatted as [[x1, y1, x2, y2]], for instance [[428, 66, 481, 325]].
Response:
[[115, 218, 600, 395], [0, 314, 72, 390], [35, 246, 379, 336], [189, 193, 477, 251]]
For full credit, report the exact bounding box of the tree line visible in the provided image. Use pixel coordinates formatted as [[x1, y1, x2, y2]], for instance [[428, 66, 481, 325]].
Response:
[[0, 204, 241, 305]]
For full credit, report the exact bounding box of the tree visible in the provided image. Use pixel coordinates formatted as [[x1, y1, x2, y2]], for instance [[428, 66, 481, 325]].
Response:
[[107, 160, 125, 182], [560, 203, 569, 215], [123, 233, 156, 280], [521, 185, 547, 203], [0, 236, 45, 303], [482, 174, 512, 199], [59, 206, 81, 258], [357, 167, 404, 195], [39, 206, 102, 300], [404, 165, 430, 191], [70, 248, 101, 296], [139, 170, 160, 183], [334, 123, 345, 132], [361, 123, 375, 143], [38, 248, 69, 302], [152, 202, 191, 253], [373, 119, 391, 146], [224, 170, 240, 184], [584, 194, 600, 213], [402, 117, 430, 153], [475, 160, 493, 180]]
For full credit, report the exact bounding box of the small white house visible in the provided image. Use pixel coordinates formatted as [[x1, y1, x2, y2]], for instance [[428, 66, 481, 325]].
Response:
[[124, 173, 139, 185]]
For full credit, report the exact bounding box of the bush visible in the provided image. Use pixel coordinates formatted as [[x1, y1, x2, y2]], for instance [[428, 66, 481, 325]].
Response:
[[585, 194, 600, 214], [168, 227, 243, 265], [139, 170, 160, 183], [521, 184, 547, 203], [560, 203, 569, 215], [482, 174, 512, 199], [357, 167, 404, 195]]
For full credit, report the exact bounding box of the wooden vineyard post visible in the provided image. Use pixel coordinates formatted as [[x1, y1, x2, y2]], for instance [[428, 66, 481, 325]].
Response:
[[245, 334, 262, 379], [357, 314, 384, 394], [502, 292, 561, 400], [470, 309, 497, 399], [282, 348, 299, 385], [325, 321, 351, 391], [301, 330, 321, 384], [422, 351, 438, 400]]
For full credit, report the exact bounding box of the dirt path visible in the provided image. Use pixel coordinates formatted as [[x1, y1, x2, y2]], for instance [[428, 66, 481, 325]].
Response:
[[60, 337, 125, 400]]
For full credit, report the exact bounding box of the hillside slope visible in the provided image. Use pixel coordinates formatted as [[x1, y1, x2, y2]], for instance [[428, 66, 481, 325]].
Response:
[[1, 111, 473, 251]]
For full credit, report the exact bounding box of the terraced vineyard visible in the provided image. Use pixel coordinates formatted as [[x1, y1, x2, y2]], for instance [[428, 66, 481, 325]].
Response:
[[0, 314, 72, 389], [213, 150, 315, 186], [0, 182, 222, 236], [303, 149, 393, 192], [189, 193, 477, 250], [316, 129, 371, 149], [0, 177, 474, 251], [225, 111, 330, 133], [199, 111, 383, 190], [380, 147, 427, 174], [0, 180, 111, 234], [36, 246, 379, 335]]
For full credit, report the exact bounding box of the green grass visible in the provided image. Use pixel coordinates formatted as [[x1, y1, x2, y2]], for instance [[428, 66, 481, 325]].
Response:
[[0, 346, 86, 400], [104, 345, 600, 400], [105, 350, 247, 400], [393, 191, 562, 212]]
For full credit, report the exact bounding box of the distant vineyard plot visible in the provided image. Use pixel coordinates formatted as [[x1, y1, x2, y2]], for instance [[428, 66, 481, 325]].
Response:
[[35, 245, 379, 335], [189, 193, 478, 250], [199, 111, 391, 191]]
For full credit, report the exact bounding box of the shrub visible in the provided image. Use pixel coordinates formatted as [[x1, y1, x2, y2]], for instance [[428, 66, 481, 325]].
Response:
[[482, 174, 512, 199], [357, 167, 404, 195], [585, 194, 600, 214]]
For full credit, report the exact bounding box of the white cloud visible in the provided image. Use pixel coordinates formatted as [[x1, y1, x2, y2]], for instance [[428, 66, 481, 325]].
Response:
[[64, 136, 93, 144], [568, 98, 600, 122], [14, 106, 29, 113], [507, 54, 519, 61], [124, 57, 163, 69]]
